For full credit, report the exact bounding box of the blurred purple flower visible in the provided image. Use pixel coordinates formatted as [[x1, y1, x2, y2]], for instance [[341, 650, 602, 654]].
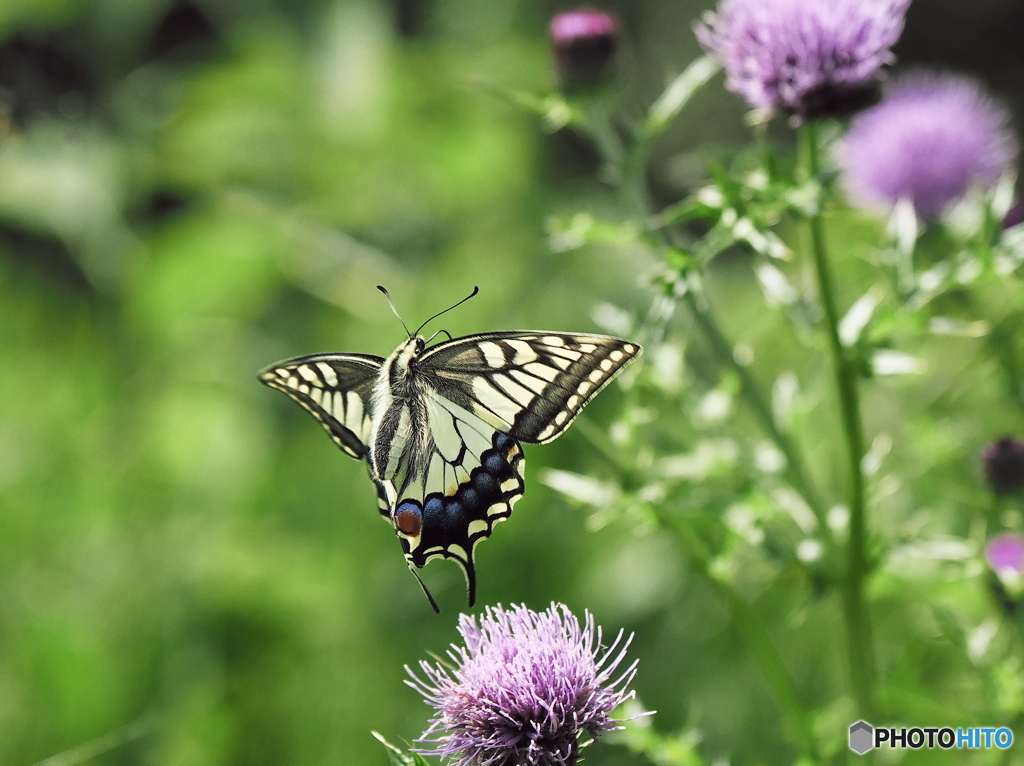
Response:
[[839, 73, 1018, 222], [982, 436, 1024, 496], [550, 8, 619, 92], [407, 603, 643, 766], [986, 532, 1024, 608], [694, 0, 910, 119], [986, 533, 1024, 577]]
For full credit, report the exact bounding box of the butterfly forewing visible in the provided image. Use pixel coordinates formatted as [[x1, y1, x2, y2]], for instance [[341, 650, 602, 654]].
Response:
[[419, 331, 641, 444], [258, 353, 382, 458]]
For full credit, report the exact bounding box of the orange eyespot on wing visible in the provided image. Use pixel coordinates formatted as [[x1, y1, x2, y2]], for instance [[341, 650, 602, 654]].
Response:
[[396, 506, 423, 537]]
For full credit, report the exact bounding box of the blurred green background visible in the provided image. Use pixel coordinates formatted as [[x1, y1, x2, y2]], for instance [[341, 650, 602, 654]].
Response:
[[2, 1, 1024, 764]]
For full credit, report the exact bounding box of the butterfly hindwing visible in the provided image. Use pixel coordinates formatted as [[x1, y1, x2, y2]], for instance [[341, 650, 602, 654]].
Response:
[[419, 331, 641, 443], [258, 353, 382, 459], [385, 405, 525, 605]]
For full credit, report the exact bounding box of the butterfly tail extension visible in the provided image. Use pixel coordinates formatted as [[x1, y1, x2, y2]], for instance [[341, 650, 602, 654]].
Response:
[[409, 567, 442, 613], [464, 556, 479, 608]]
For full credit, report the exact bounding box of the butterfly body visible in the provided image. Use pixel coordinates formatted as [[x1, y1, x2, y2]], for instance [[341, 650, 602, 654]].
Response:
[[260, 329, 641, 607]]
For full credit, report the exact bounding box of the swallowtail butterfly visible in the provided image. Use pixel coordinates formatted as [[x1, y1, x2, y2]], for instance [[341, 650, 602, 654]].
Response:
[[259, 287, 641, 610]]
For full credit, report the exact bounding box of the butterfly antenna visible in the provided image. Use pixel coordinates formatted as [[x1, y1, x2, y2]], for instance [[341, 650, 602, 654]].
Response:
[[425, 329, 454, 344], [414, 286, 480, 336], [377, 285, 413, 339], [410, 567, 441, 614]]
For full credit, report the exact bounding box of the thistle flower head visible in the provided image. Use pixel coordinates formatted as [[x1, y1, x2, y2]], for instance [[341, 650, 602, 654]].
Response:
[[694, 0, 910, 119], [407, 603, 643, 766], [549, 8, 619, 93], [982, 436, 1024, 496], [839, 73, 1018, 222]]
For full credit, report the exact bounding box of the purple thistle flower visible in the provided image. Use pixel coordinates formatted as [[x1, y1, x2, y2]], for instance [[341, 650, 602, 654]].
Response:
[[839, 73, 1018, 222], [982, 436, 1024, 496], [549, 8, 619, 93], [406, 603, 644, 766], [985, 532, 1024, 607], [694, 0, 910, 120], [986, 533, 1024, 578]]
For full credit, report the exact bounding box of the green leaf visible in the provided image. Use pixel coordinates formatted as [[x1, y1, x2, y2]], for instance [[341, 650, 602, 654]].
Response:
[[927, 317, 989, 337], [546, 213, 638, 252], [371, 731, 421, 766], [665, 248, 699, 273], [871, 350, 925, 376], [471, 78, 584, 131], [693, 225, 737, 266], [887, 197, 919, 258], [730, 216, 789, 260], [654, 187, 726, 227], [838, 290, 880, 347], [754, 261, 798, 307], [784, 181, 823, 217], [645, 56, 721, 138]]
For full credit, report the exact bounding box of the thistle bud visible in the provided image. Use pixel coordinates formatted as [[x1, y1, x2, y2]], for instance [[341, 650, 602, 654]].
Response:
[[549, 8, 619, 93], [982, 437, 1024, 496]]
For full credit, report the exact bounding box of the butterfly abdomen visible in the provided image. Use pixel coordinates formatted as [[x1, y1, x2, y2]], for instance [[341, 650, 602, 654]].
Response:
[[370, 337, 432, 485]]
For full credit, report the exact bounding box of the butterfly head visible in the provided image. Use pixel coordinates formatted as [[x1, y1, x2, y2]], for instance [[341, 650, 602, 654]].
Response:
[[391, 335, 428, 376]]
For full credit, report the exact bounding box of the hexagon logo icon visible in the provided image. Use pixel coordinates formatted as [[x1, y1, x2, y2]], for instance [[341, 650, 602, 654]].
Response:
[[849, 720, 874, 754]]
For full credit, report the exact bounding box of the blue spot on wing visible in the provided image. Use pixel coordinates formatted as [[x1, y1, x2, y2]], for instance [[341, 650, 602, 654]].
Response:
[[424, 496, 444, 521], [443, 500, 463, 524], [474, 472, 497, 493]]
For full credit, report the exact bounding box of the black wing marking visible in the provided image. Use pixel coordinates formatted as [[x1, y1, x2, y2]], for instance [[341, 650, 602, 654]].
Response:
[[418, 331, 642, 444], [258, 353, 382, 459]]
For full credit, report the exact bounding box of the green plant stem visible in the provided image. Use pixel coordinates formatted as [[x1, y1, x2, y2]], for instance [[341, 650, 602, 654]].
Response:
[[988, 313, 1024, 412], [663, 511, 819, 762], [597, 111, 830, 532], [580, 108, 824, 762], [800, 121, 876, 718], [680, 287, 830, 531], [31, 715, 158, 766]]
